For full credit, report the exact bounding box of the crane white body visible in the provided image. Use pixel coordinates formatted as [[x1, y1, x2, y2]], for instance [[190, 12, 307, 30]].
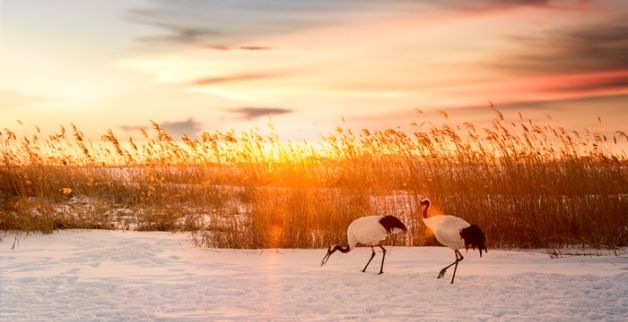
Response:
[[422, 214, 470, 250], [347, 215, 406, 249], [321, 215, 407, 274], [419, 197, 487, 284]]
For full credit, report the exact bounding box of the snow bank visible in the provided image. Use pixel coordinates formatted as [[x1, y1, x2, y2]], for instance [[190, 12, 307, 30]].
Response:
[[1, 231, 626, 321]]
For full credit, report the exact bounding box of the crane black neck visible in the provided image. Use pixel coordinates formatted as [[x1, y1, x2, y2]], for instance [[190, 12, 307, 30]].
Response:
[[332, 244, 351, 253]]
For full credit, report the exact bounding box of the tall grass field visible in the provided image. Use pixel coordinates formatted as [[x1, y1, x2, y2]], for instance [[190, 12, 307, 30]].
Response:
[[1, 110, 626, 249]]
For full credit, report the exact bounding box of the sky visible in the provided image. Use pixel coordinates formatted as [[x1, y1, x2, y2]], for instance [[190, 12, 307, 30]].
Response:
[[1, 0, 627, 139]]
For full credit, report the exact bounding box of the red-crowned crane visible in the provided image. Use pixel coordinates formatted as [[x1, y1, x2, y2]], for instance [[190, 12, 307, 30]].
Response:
[[419, 198, 487, 284], [320, 215, 407, 274]]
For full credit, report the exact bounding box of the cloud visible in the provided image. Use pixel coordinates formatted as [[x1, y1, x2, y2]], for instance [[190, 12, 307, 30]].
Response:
[[124, 0, 342, 47], [206, 44, 272, 51], [125, 5, 224, 46], [134, 24, 223, 45], [124, 0, 564, 51], [420, 0, 554, 13], [544, 75, 628, 93], [238, 46, 272, 51], [161, 118, 202, 137], [0, 90, 46, 107], [493, 0, 549, 4], [193, 72, 282, 86], [120, 118, 202, 138], [456, 93, 628, 114], [451, 0, 550, 10], [227, 107, 294, 120], [495, 15, 628, 75], [119, 125, 145, 132]]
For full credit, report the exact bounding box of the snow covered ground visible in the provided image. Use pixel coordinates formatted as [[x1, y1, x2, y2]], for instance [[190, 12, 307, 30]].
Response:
[[1, 231, 626, 321]]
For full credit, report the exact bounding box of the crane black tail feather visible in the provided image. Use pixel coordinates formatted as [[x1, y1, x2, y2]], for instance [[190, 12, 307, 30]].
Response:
[[379, 215, 408, 234], [460, 224, 488, 257]]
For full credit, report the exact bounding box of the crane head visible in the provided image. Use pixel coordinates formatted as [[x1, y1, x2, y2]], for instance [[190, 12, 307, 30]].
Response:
[[321, 245, 336, 266], [321, 244, 350, 266]]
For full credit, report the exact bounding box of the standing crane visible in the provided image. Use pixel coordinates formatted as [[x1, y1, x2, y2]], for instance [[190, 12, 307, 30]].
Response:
[[419, 198, 487, 284], [320, 215, 407, 274]]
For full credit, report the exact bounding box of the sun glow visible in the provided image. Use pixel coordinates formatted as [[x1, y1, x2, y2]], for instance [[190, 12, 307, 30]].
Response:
[[53, 81, 96, 103]]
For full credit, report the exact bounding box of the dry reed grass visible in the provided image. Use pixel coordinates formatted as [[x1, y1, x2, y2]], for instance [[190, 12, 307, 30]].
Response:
[[1, 110, 626, 249]]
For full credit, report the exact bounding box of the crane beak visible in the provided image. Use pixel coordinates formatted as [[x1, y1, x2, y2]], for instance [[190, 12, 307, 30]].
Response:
[[321, 247, 332, 266]]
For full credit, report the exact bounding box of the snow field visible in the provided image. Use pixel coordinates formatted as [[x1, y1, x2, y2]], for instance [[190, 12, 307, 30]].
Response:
[[1, 230, 626, 321]]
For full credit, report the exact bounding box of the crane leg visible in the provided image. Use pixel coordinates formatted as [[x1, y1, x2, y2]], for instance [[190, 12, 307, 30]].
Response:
[[450, 249, 464, 284], [362, 247, 376, 272], [378, 245, 387, 275], [438, 250, 463, 280]]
